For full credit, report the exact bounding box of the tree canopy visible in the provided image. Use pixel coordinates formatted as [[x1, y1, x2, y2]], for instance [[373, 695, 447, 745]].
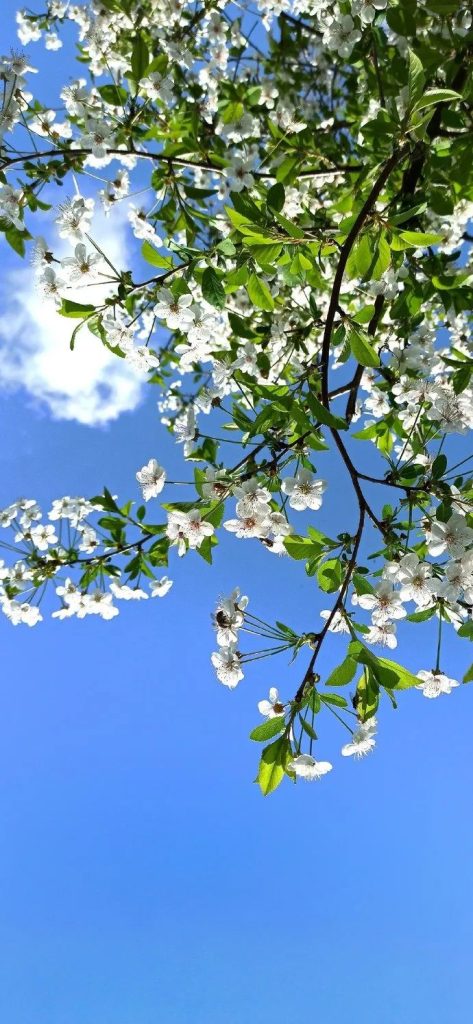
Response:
[[1, 0, 473, 792]]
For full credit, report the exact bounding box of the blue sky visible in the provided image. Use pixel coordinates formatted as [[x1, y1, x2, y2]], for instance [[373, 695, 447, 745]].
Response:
[[0, 6, 472, 1022]]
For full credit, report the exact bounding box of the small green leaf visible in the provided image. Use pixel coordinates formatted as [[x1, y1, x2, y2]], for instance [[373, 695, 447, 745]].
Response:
[[432, 454, 447, 479], [412, 88, 462, 113], [309, 689, 321, 714], [250, 717, 286, 742], [463, 663, 473, 684], [306, 392, 348, 430], [346, 234, 373, 279], [458, 621, 473, 641], [69, 319, 88, 351], [59, 299, 96, 318], [325, 656, 358, 687], [131, 35, 149, 82], [355, 670, 379, 722], [348, 327, 379, 368], [217, 237, 237, 256], [98, 83, 128, 105], [246, 273, 275, 311], [363, 650, 419, 690], [141, 240, 173, 269], [202, 266, 226, 309], [257, 736, 290, 795], [196, 535, 216, 564], [317, 558, 343, 594], [284, 535, 324, 560], [5, 225, 30, 256], [399, 230, 443, 247], [407, 606, 436, 623], [275, 620, 299, 638], [408, 49, 425, 107], [321, 693, 348, 708], [299, 716, 317, 740], [390, 203, 427, 225], [267, 182, 285, 213]]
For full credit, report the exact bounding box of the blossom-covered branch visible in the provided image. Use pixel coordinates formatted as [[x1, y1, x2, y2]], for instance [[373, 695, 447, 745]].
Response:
[[0, 0, 472, 793]]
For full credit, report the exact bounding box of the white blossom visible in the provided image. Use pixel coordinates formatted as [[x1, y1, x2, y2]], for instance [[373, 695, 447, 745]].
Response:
[[416, 670, 460, 699], [288, 754, 333, 781], [136, 459, 166, 501], [341, 718, 377, 758], [357, 581, 407, 624], [150, 577, 173, 597], [258, 687, 285, 718], [29, 524, 58, 550], [154, 289, 195, 330], [281, 469, 326, 511], [426, 514, 473, 558], [211, 644, 244, 688], [109, 583, 148, 600]]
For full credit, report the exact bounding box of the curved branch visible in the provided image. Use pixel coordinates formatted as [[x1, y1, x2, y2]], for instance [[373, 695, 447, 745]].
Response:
[[320, 144, 410, 408]]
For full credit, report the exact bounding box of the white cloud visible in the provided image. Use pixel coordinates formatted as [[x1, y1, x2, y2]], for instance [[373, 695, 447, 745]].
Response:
[[0, 210, 146, 426]]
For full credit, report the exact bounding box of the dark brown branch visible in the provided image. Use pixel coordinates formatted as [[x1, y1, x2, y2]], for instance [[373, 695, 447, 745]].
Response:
[[294, 504, 366, 703], [320, 144, 410, 408]]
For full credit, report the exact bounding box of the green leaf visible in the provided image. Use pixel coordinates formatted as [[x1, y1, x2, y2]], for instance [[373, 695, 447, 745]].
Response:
[[390, 203, 427, 225], [283, 535, 324, 560], [59, 299, 96, 318], [202, 266, 226, 309], [250, 717, 286, 741], [91, 487, 122, 514], [317, 558, 343, 594], [463, 663, 473, 684], [267, 182, 285, 213], [348, 327, 380, 368], [251, 243, 283, 268], [97, 515, 126, 531], [225, 206, 252, 230], [98, 83, 128, 105], [216, 237, 237, 256], [425, 0, 460, 10], [246, 273, 275, 311], [349, 642, 419, 690], [408, 49, 425, 108], [432, 454, 447, 479], [346, 234, 373, 279], [5, 225, 29, 256], [131, 35, 149, 82], [141, 240, 173, 269], [370, 233, 391, 281], [347, 232, 390, 282], [457, 621, 473, 641], [412, 89, 462, 113], [355, 670, 379, 722], [325, 656, 358, 687], [353, 573, 375, 596], [299, 717, 317, 740], [307, 526, 329, 545], [321, 693, 348, 708], [68, 318, 88, 351], [200, 501, 225, 529], [229, 191, 265, 223], [407, 606, 436, 623], [309, 689, 321, 714], [399, 230, 443, 247], [272, 211, 305, 239], [306, 392, 348, 430], [357, 648, 420, 690], [196, 535, 216, 564], [257, 736, 290, 795], [276, 620, 299, 638]]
